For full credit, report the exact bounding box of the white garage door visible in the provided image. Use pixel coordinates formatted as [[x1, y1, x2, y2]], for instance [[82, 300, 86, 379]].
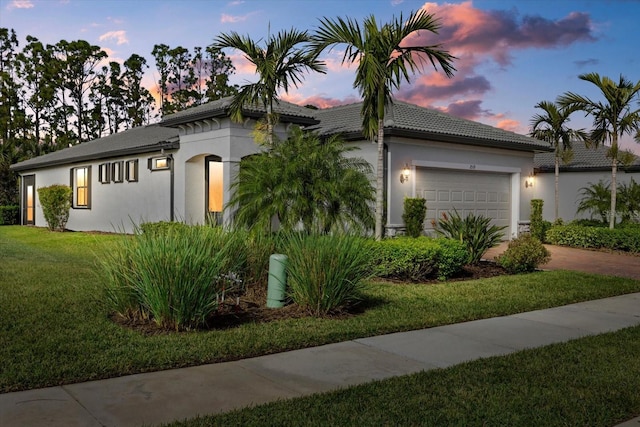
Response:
[[416, 168, 511, 235]]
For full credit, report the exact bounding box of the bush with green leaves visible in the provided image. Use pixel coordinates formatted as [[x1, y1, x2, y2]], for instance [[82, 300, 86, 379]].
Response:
[[228, 126, 375, 234], [618, 177, 640, 223], [102, 225, 246, 330], [281, 233, 373, 316], [0, 205, 19, 225], [370, 237, 468, 282], [546, 224, 640, 253], [37, 185, 72, 231], [530, 199, 545, 241], [433, 209, 507, 264], [496, 234, 551, 273], [402, 197, 427, 238]]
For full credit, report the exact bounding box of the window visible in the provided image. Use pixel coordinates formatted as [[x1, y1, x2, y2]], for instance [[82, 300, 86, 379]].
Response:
[[126, 160, 138, 182], [71, 166, 91, 208], [112, 161, 124, 183], [99, 163, 111, 184]]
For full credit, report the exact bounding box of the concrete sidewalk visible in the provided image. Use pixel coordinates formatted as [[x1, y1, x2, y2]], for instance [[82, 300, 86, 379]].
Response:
[[2, 292, 640, 427]]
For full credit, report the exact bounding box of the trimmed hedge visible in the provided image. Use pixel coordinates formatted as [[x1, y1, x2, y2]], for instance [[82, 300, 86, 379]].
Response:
[[0, 205, 19, 225], [37, 185, 72, 232], [370, 237, 468, 282], [546, 225, 640, 253]]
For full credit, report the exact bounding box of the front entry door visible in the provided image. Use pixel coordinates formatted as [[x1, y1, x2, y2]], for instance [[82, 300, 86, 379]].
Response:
[[22, 175, 35, 225]]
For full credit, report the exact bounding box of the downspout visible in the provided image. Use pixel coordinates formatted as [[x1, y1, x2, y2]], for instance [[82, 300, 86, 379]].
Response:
[[169, 154, 175, 222]]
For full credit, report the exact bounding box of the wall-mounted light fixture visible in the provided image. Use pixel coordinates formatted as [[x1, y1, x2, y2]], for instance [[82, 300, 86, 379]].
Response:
[[400, 163, 411, 183], [148, 156, 171, 171], [525, 174, 534, 188]]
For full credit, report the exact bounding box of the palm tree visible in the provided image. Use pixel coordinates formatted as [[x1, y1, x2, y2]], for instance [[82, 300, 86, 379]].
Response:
[[529, 100, 587, 221], [311, 10, 455, 240], [226, 126, 375, 234], [576, 180, 611, 224], [213, 28, 325, 145], [558, 73, 640, 229]]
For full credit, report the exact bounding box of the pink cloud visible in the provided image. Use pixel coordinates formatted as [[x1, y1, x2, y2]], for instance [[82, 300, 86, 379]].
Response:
[[99, 30, 128, 45], [280, 93, 359, 109], [495, 118, 522, 133], [221, 13, 248, 23], [6, 0, 33, 10]]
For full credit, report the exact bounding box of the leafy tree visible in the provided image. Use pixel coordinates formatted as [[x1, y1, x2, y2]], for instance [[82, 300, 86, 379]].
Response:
[[227, 126, 374, 234], [558, 73, 640, 229], [577, 180, 611, 224], [530, 100, 587, 221], [54, 39, 107, 143], [122, 54, 154, 127], [213, 28, 325, 145], [311, 10, 456, 240], [16, 36, 57, 146], [204, 44, 238, 101]]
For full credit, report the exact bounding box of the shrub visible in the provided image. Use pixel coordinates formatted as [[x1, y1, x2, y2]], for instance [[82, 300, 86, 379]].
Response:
[[0, 205, 19, 225], [402, 197, 427, 238], [433, 209, 507, 264], [530, 199, 545, 241], [102, 225, 246, 330], [282, 233, 373, 316], [370, 237, 467, 282], [37, 185, 71, 231], [546, 224, 640, 253], [496, 234, 550, 274]]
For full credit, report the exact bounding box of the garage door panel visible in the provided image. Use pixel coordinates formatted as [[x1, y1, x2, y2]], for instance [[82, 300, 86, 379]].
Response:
[[416, 168, 511, 235]]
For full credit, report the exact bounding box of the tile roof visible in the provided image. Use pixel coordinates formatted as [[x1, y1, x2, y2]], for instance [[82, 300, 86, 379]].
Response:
[[11, 125, 179, 172], [160, 96, 319, 127], [311, 100, 551, 152], [534, 143, 640, 172]]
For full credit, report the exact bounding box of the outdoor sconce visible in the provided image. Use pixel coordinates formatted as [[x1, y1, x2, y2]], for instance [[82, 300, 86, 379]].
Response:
[[148, 156, 171, 171], [525, 175, 534, 188], [400, 164, 411, 183]]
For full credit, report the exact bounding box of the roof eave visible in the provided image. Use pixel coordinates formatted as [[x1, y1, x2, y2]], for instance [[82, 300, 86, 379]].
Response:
[[10, 140, 180, 172], [388, 128, 551, 152], [161, 108, 320, 127]]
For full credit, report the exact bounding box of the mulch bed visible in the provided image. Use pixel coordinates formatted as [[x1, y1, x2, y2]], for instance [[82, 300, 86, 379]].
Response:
[[111, 261, 508, 335]]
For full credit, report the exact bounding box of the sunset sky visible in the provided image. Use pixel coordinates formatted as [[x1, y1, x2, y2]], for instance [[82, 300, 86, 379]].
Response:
[[1, 0, 639, 153]]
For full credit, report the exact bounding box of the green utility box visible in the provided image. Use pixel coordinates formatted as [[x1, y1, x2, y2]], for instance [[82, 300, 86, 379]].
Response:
[[266, 254, 288, 308]]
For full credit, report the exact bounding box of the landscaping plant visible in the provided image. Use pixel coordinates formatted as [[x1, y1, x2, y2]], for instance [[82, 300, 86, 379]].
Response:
[[529, 199, 546, 241], [546, 223, 640, 253], [102, 225, 246, 330], [402, 197, 427, 238], [37, 184, 71, 231], [496, 234, 551, 274], [282, 232, 373, 315], [370, 237, 467, 281], [433, 209, 506, 264]]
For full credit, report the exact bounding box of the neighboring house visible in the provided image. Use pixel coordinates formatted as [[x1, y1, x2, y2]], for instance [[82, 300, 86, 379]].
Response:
[[533, 144, 640, 222], [11, 96, 550, 236]]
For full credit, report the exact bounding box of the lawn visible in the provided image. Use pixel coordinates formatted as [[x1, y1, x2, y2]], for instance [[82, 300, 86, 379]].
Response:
[[165, 325, 640, 426], [2, 225, 640, 393]]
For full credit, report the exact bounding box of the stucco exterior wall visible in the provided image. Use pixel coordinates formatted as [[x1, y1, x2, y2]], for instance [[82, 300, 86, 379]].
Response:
[[173, 117, 290, 226], [22, 151, 173, 233], [533, 170, 640, 222], [383, 138, 537, 238]]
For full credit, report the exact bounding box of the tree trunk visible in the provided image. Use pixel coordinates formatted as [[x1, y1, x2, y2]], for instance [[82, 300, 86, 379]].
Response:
[[374, 117, 384, 240], [554, 156, 559, 221], [610, 154, 617, 230]]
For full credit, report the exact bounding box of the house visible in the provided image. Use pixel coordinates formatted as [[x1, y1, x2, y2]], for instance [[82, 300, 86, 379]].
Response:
[[11, 97, 551, 236], [533, 144, 640, 222]]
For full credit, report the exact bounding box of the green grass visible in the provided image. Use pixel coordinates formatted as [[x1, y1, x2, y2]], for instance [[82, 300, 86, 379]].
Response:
[[2, 226, 640, 393], [165, 325, 640, 426]]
